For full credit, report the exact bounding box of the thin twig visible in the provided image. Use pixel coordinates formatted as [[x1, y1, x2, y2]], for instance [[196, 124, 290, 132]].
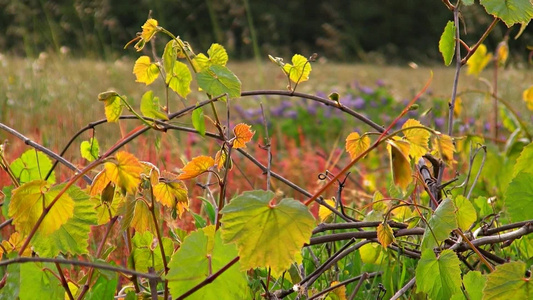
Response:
[[259, 103, 272, 191], [390, 277, 416, 300]]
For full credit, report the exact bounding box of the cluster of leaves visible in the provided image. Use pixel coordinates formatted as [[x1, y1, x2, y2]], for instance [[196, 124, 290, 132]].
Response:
[[0, 1, 532, 299]]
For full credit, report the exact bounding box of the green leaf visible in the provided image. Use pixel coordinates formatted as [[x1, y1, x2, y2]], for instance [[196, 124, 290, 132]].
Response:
[[462, 0, 475, 6], [473, 196, 492, 218], [463, 271, 486, 300], [439, 21, 456, 66], [421, 198, 457, 250], [163, 40, 178, 75], [197, 65, 241, 100], [85, 275, 118, 300], [282, 54, 312, 84], [483, 261, 532, 299], [220, 190, 316, 273], [31, 185, 98, 257], [480, 0, 533, 27], [131, 231, 173, 272], [513, 142, 533, 177], [10, 149, 55, 184], [452, 195, 477, 231], [416, 249, 462, 299], [167, 60, 192, 98], [80, 137, 100, 162], [200, 197, 216, 225], [0, 255, 20, 300], [192, 107, 206, 136], [167, 226, 248, 299], [9, 180, 74, 236], [19, 262, 64, 300], [504, 172, 533, 223], [103, 93, 123, 123], [192, 212, 207, 228], [140, 90, 169, 120]]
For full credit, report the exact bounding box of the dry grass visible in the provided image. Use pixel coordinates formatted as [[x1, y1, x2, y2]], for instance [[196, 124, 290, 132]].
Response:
[[1, 54, 531, 163]]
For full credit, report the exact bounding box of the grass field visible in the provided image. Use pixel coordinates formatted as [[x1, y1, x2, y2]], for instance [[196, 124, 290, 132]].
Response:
[[1, 54, 531, 195]]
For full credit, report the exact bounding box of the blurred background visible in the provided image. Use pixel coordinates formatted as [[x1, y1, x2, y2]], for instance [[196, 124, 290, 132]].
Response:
[[0, 0, 531, 64]]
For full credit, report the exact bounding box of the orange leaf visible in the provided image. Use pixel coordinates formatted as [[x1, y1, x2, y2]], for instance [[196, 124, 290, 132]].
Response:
[[318, 199, 336, 222], [89, 169, 112, 196], [105, 151, 143, 194], [328, 281, 347, 300], [377, 223, 396, 248], [177, 156, 215, 180], [232, 123, 255, 149], [345, 132, 370, 160], [214, 149, 230, 171]]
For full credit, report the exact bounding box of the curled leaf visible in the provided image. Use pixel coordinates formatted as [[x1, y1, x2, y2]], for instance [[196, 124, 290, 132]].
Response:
[[377, 223, 396, 248], [387, 138, 412, 191], [105, 151, 144, 194], [177, 156, 215, 180], [283, 54, 312, 84]]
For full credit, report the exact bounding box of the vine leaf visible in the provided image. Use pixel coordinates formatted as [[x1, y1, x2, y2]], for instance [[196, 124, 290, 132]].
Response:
[[432, 133, 455, 162], [105, 151, 143, 194], [10, 149, 56, 184], [359, 243, 387, 264], [32, 185, 98, 257], [439, 21, 456, 66], [387, 137, 412, 191], [220, 190, 316, 273], [483, 261, 532, 299], [84, 275, 118, 300], [133, 56, 160, 85], [232, 123, 255, 149], [402, 119, 430, 161], [140, 90, 168, 120], [192, 107, 206, 137], [131, 231, 173, 272], [480, 0, 533, 27], [415, 249, 462, 299], [97, 91, 123, 123], [318, 198, 336, 222], [283, 54, 312, 84], [90, 186, 123, 226], [345, 132, 370, 160], [512, 141, 533, 177], [167, 226, 248, 299], [421, 198, 457, 250], [129, 197, 156, 233], [377, 223, 396, 248], [523, 85, 533, 111], [19, 262, 64, 299], [463, 271, 486, 300], [80, 137, 100, 162], [214, 149, 231, 171], [452, 195, 477, 231], [327, 281, 347, 300], [90, 168, 113, 196], [194, 43, 228, 71], [1, 232, 31, 257], [177, 156, 215, 180], [9, 180, 74, 236], [466, 44, 492, 77], [167, 60, 192, 98], [504, 172, 533, 222], [133, 18, 160, 51], [153, 173, 189, 217], [196, 65, 241, 100]]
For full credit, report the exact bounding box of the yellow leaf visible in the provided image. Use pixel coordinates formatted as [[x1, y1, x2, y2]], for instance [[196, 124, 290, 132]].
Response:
[[153, 174, 189, 217], [319, 199, 336, 222], [233, 123, 255, 149], [65, 282, 79, 300], [391, 206, 415, 222], [133, 56, 160, 85], [345, 132, 370, 160], [283, 54, 312, 84], [193, 43, 228, 71], [9, 180, 74, 235], [2, 232, 32, 257], [140, 161, 160, 187], [214, 149, 231, 171], [131, 198, 155, 233], [105, 151, 143, 194], [453, 97, 462, 117], [102, 94, 123, 123], [177, 155, 215, 180], [496, 40, 508, 66], [140, 19, 159, 42], [402, 119, 430, 161], [377, 223, 396, 248], [327, 281, 347, 300], [387, 138, 412, 191], [467, 44, 493, 77], [372, 191, 388, 213], [359, 243, 386, 264], [523, 85, 533, 111], [432, 133, 455, 162], [91, 193, 124, 226]]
